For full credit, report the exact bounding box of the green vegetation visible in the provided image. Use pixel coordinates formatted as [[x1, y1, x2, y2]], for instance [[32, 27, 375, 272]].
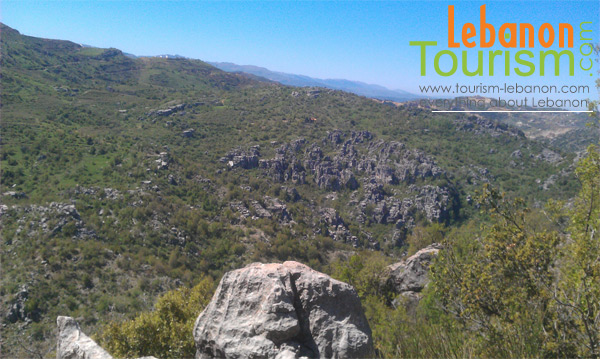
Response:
[[98, 276, 215, 359], [328, 145, 600, 358], [1, 22, 597, 357]]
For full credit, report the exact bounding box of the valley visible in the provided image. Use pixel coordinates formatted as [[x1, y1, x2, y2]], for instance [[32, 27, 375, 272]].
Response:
[[1, 23, 598, 358]]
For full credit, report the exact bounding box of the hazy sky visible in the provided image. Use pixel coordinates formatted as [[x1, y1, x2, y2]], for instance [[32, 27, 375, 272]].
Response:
[[2, 0, 599, 100]]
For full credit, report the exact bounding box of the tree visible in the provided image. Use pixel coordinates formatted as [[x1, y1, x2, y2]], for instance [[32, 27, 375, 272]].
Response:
[[549, 144, 600, 358], [431, 145, 600, 358], [431, 185, 560, 357], [545, 43, 600, 358]]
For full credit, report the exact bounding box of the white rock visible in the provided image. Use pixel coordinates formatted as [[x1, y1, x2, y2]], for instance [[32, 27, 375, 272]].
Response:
[[56, 316, 113, 359], [194, 261, 372, 358]]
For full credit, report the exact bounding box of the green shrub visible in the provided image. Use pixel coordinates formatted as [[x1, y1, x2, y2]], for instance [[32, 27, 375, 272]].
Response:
[[99, 275, 215, 359]]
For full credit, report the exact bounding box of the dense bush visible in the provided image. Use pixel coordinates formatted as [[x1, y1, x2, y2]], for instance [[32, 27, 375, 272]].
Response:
[[99, 275, 215, 359], [430, 145, 600, 358]]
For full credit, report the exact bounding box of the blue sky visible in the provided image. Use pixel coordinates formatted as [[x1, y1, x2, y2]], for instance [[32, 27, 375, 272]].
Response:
[[1, 0, 599, 103]]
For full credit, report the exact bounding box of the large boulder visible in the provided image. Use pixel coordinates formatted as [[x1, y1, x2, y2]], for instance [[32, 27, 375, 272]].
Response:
[[193, 261, 373, 359], [385, 243, 441, 307], [56, 316, 113, 359]]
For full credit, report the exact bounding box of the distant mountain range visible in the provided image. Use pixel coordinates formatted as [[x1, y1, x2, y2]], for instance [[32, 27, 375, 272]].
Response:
[[209, 62, 422, 102], [99, 54, 421, 102]]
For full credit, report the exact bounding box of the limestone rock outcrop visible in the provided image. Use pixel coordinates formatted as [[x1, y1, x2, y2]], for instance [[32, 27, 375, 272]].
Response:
[[385, 243, 441, 306], [193, 261, 373, 359], [56, 316, 158, 359], [224, 131, 458, 244], [56, 316, 113, 359]]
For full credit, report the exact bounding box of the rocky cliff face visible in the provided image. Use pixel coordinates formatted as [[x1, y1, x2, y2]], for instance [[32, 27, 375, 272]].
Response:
[[224, 130, 459, 247], [252, 130, 445, 192], [193, 261, 373, 359]]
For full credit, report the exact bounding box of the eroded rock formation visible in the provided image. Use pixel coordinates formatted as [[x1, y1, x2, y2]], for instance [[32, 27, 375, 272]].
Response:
[[385, 243, 441, 308], [193, 261, 373, 358], [56, 316, 113, 359]]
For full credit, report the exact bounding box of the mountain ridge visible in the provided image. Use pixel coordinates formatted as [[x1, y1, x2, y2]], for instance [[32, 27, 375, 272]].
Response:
[[209, 61, 422, 102]]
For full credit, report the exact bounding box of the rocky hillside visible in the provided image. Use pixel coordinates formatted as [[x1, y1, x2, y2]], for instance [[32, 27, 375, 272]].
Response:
[[222, 130, 458, 248], [0, 23, 583, 356]]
